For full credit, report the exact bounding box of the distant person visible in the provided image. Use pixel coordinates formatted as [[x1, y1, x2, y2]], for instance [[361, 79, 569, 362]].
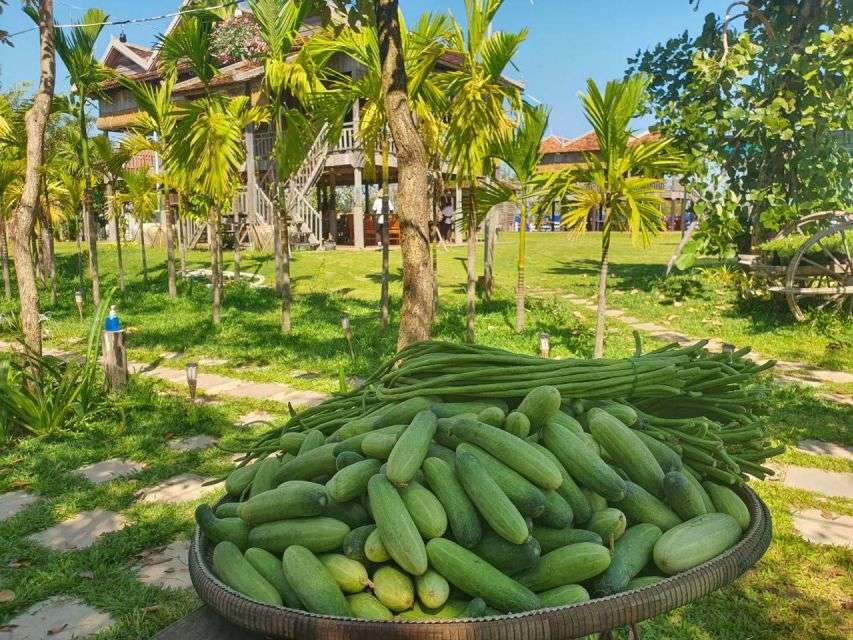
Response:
[[439, 199, 455, 241], [373, 188, 394, 246]]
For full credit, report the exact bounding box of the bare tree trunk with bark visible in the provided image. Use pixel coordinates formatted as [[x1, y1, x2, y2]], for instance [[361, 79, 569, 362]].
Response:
[[379, 137, 390, 334], [483, 212, 495, 303], [139, 219, 149, 287], [0, 211, 11, 299], [376, 0, 433, 350], [113, 208, 125, 292], [165, 202, 177, 297], [279, 192, 292, 334], [465, 189, 477, 343], [38, 184, 57, 306], [515, 197, 527, 332], [594, 228, 611, 358], [208, 208, 222, 325], [10, 0, 55, 358]]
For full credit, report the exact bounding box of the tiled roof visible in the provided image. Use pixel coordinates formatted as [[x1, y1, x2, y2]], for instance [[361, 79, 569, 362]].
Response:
[[539, 130, 660, 155]]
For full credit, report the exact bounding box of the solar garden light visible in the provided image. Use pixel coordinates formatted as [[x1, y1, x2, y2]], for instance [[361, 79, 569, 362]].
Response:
[[722, 343, 736, 357], [539, 332, 551, 358], [186, 362, 198, 401], [74, 290, 84, 320], [341, 313, 354, 360]]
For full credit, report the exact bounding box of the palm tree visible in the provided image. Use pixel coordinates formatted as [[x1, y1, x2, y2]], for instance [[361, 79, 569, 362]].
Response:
[[308, 13, 445, 334], [91, 135, 130, 292], [548, 75, 683, 357], [0, 155, 19, 299], [55, 7, 111, 306], [250, 0, 321, 333], [118, 73, 179, 298], [117, 167, 158, 286], [476, 102, 550, 332], [440, 0, 525, 342]]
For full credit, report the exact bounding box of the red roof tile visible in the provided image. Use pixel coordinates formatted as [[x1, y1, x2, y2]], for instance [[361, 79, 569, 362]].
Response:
[[539, 130, 660, 155]]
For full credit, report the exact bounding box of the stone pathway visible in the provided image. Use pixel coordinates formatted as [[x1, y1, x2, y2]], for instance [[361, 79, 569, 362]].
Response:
[[168, 435, 218, 452], [791, 509, 853, 548], [135, 539, 192, 590], [795, 440, 853, 462], [138, 474, 215, 504], [767, 465, 853, 500], [1, 597, 113, 640], [27, 509, 129, 552], [0, 491, 39, 522], [73, 458, 146, 485]]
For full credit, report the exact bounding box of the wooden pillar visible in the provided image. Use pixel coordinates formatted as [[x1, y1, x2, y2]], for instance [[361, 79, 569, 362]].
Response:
[[102, 330, 128, 392], [353, 166, 364, 248], [245, 123, 257, 222], [454, 184, 463, 244], [329, 172, 337, 243]]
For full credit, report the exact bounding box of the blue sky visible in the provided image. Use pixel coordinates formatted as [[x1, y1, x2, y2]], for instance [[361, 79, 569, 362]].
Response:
[[0, 0, 729, 137]]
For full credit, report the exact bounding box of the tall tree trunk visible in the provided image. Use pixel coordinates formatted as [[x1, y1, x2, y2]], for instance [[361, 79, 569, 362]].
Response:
[[38, 182, 57, 306], [139, 219, 149, 287], [80, 104, 100, 305], [75, 210, 85, 293], [112, 195, 125, 293], [176, 194, 187, 278], [233, 207, 241, 280], [594, 228, 611, 358], [10, 0, 55, 359], [165, 201, 177, 298], [379, 136, 390, 334], [515, 197, 527, 332], [483, 212, 495, 303], [0, 211, 11, 299], [208, 208, 222, 325], [377, 0, 433, 349], [431, 179, 439, 315], [465, 189, 477, 343], [280, 187, 292, 334]]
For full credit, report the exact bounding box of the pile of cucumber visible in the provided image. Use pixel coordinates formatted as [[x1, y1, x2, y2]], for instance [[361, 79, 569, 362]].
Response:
[[197, 376, 773, 620]]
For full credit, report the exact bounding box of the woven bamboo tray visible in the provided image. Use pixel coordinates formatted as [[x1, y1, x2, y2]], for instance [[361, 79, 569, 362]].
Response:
[[189, 485, 771, 639]]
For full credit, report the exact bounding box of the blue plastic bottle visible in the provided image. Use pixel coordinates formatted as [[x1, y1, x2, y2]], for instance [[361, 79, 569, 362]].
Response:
[[105, 305, 121, 332]]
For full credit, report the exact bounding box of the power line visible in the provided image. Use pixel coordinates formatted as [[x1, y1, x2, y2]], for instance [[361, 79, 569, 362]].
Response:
[[6, 0, 241, 40]]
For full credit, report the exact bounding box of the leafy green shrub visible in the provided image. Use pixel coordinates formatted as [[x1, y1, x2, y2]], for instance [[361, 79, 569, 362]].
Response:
[[758, 231, 853, 263], [651, 273, 708, 302]]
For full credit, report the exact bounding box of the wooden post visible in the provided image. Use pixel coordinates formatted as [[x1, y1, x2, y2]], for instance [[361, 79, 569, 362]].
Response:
[[483, 212, 496, 301], [102, 329, 128, 392]]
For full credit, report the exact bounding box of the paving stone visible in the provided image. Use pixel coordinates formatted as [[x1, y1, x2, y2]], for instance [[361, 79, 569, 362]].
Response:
[[619, 315, 640, 324], [159, 351, 183, 360], [631, 322, 667, 332], [0, 491, 39, 521], [649, 330, 693, 345], [767, 465, 853, 500], [792, 509, 853, 548], [135, 539, 192, 589], [1, 596, 114, 640], [195, 373, 244, 395], [604, 309, 625, 318], [168, 434, 219, 452], [269, 389, 327, 407], [235, 410, 276, 426], [73, 458, 146, 485], [27, 509, 128, 551], [138, 474, 215, 504], [795, 439, 853, 462], [197, 357, 228, 366]]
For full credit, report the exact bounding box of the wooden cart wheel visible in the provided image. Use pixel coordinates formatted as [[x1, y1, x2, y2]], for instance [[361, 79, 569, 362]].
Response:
[[784, 221, 853, 321], [776, 210, 852, 240]]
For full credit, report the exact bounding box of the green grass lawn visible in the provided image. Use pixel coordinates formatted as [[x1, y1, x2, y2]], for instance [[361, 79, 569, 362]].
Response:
[[0, 377, 850, 639]]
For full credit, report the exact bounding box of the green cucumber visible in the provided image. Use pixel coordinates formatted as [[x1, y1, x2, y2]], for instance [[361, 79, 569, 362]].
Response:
[[653, 513, 741, 575], [625, 575, 664, 590], [532, 527, 603, 554], [244, 547, 303, 608], [431, 400, 507, 418], [588, 408, 665, 497], [703, 482, 750, 531], [281, 545, 351, 616], [212, 541, 282, 605], [504, 411, 531, 438], [426, 538, 540, 613], [333, 424, 401, 456], [225, 462, 259, 497], [372, 565, 415, 612], [547, 411, 584, 435], [319, 553, 371, 593], [590, 523, 662, 596], [347, 592, 393, 620], [426, 442, 456, 468], [472, 529, 541, 575], [614, 481, 682, 531], [325, 458, 382, 503], [215, 502, 241, 518], [462, 597, 488, 618], [516, 542, 612, 592], [586, 508, 627, 543], [321, 499, 371, 528], [595, 401, 638, 426], [367, 474, 428, 575], [683, 465, 716, 512], [517, 385, 562, 432], [335, 450, 365, 470], [247, 517, 350, 554], [195, 504, 250, 550], [238, 481, 327, 525], [456, 443, 546, 517], [543, 421, 626, 502], [249, 456, 282, 498], [386, 410, 438, 486], [274, 443, 338, 484], [532, 443, 592, 525], [478, 406, 506, 426], [634, 431, 683, 472], [537, 490, 574, 529], [452, 418, 562, 490], [297, 429, 325, 455], [363, 527, 390, 562], [416, 569, 450, 609], [456, 452, 530, 545], [400, 480, 448, 539], [435, 418, 466, 449], [361, 431, 401, 459], [662, 471, 708, 520], [581, 489, 608, 514], [422, 457, 482, 548], [538, 584, 590, 608], [280, 431, 306, 455], [342, 524, 375, 563]]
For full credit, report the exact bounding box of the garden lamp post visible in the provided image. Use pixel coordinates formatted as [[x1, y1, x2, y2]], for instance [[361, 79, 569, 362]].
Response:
[[341, 313, 354, 360], [186, 362, 198, 401], [539, 332, 551, 358], [74, 290, 84, 320]]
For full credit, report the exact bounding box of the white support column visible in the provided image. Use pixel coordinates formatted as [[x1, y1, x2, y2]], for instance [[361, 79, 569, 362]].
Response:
[[245, 123, 257, 222], [454, 184, 463, 244], [352, 97, 365, 248]]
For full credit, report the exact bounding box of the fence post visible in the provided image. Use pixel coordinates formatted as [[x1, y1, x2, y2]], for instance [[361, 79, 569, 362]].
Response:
[[102, 329, 128, 392]]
